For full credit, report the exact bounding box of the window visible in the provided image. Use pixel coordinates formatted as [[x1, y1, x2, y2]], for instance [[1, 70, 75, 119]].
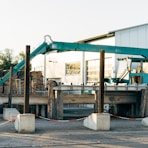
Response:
[[65, 62, 80, 75], [86, 58, 113, 84]]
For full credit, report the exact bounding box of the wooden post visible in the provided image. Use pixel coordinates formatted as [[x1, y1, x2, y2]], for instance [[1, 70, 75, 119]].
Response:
[[57, 90, 63, 119], [47, 85, 51, 118], [24, 45, 30, 113], [47, 84, 56, 119], [145, 93, 148, 116], [131, 104, 134, 117], [139, 89, 148, 117], [113, 104, 118, 115], [36, 105, 39, 117], [8, 66, 13, 108], [144, 89, 148, 117], [94, 90, 99, 112], [98, 50, 105, 113]]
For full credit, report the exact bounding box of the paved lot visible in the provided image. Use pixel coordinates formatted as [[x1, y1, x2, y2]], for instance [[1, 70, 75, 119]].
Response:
[[0, 115, 148, 148]]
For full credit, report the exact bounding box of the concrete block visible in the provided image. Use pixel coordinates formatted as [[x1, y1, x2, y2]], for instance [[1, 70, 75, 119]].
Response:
[[83, 113, 110, 130], [141, 117, 148, 126], [14, 114, 35, 133], [3, 108, 20, 121]]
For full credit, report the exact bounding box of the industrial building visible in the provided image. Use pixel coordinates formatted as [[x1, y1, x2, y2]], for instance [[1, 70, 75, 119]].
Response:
[[1, 23, 148, 118], [32, 23, 148, 86]]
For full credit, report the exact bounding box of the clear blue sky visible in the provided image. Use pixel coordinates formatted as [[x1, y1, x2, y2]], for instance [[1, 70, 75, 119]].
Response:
[[0, 0, 148, 55]]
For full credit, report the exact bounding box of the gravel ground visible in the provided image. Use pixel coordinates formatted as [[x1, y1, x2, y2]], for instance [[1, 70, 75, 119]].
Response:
[[0, 116, 148, 148]]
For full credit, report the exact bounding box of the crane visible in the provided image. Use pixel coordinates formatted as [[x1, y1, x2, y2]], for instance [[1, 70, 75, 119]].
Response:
[[1, 37, 148, 85]]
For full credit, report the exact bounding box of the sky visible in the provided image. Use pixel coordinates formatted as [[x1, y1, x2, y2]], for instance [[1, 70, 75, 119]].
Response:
[[0, 0, 148, 55]]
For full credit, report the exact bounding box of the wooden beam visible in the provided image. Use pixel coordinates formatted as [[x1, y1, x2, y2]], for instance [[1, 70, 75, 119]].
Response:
[[0, 91, 138, 105], [63, 94, 95, 104]]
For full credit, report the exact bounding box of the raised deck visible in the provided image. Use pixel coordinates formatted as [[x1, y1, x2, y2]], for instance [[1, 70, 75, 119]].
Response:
[[0, 84, 147, 118]]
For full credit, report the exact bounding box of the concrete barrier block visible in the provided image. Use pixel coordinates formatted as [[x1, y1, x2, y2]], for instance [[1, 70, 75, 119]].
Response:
[[141, 117, 148, 126], [3, 108, 20, 121], [83, 113, 110, 130], [14, 114, 35, 133]]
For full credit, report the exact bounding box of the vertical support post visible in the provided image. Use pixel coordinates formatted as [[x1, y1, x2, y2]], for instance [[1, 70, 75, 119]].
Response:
[[139, 89, 146, 117], [8, 66, 13, 108], [131, 104, 134, 117], [48, 85, 53, 118], [47, 84, 56, 119], [2, 71, 5, 93], [15, 79, 21, 95], [113, 104, 118, 115], [44, 54, 46, 88], [36, 105, 39, 117], [145, 92, 148, 116], [82, 52, 85, 84], [98, 50, 105, 113], [139, 89, 148, 117], [24, 45, 30, 113], [94, 90, 99, 112], [57, 90, 63, 119]]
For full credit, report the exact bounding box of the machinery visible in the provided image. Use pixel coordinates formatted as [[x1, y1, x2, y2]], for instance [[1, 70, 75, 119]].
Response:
[[129, 57, 148, 84], [111, 57, 148, 84], [1, 36, 148, 85]]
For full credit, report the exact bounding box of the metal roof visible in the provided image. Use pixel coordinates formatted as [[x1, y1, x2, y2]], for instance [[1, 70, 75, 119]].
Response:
[[76, 23, 148, 43], [77, 32, 115, 43], [109, 23, 148, 33]]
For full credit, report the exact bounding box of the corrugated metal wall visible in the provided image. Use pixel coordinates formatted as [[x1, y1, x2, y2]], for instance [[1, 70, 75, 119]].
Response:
[[114, 24, 148, 71], [115, 24, 148, 48]]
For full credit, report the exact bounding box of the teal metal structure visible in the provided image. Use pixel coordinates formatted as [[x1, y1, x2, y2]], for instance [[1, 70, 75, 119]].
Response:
[[0, 42, 48, 85], [1, 39, 148, 85], [47, 41, 148, 57]]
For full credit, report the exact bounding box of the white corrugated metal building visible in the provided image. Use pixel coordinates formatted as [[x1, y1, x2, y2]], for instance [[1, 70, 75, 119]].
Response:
[[113, 24, 148, 82], [115, 23, 148, 48], [32, 23, 148, 85]]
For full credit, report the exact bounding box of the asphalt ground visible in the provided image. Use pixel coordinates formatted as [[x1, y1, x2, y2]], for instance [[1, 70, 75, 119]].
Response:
[[0, 115, 148, 148]]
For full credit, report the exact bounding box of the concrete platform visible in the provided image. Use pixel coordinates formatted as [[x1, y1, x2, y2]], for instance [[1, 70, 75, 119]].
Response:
[[3, 108, 20, 121], [83, 113, 110, 130], [141, 117, 148, 126], [14, 113, 35, 133]]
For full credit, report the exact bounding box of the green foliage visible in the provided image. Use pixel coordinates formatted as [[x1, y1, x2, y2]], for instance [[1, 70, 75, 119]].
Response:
[[14, 51, 25, 63], [0, 49, 25, 70]]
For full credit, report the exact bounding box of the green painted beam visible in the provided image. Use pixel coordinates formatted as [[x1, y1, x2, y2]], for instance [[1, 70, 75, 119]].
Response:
[[1, 40, 148, 86], [48, 41, 148, 57]]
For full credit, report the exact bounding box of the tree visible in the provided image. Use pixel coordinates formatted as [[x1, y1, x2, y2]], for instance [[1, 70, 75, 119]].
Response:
[[0, 49, 14, 70], [14, 51, 25, 63], [0, 49, 25, 70], [19, 51, 25, 60]]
